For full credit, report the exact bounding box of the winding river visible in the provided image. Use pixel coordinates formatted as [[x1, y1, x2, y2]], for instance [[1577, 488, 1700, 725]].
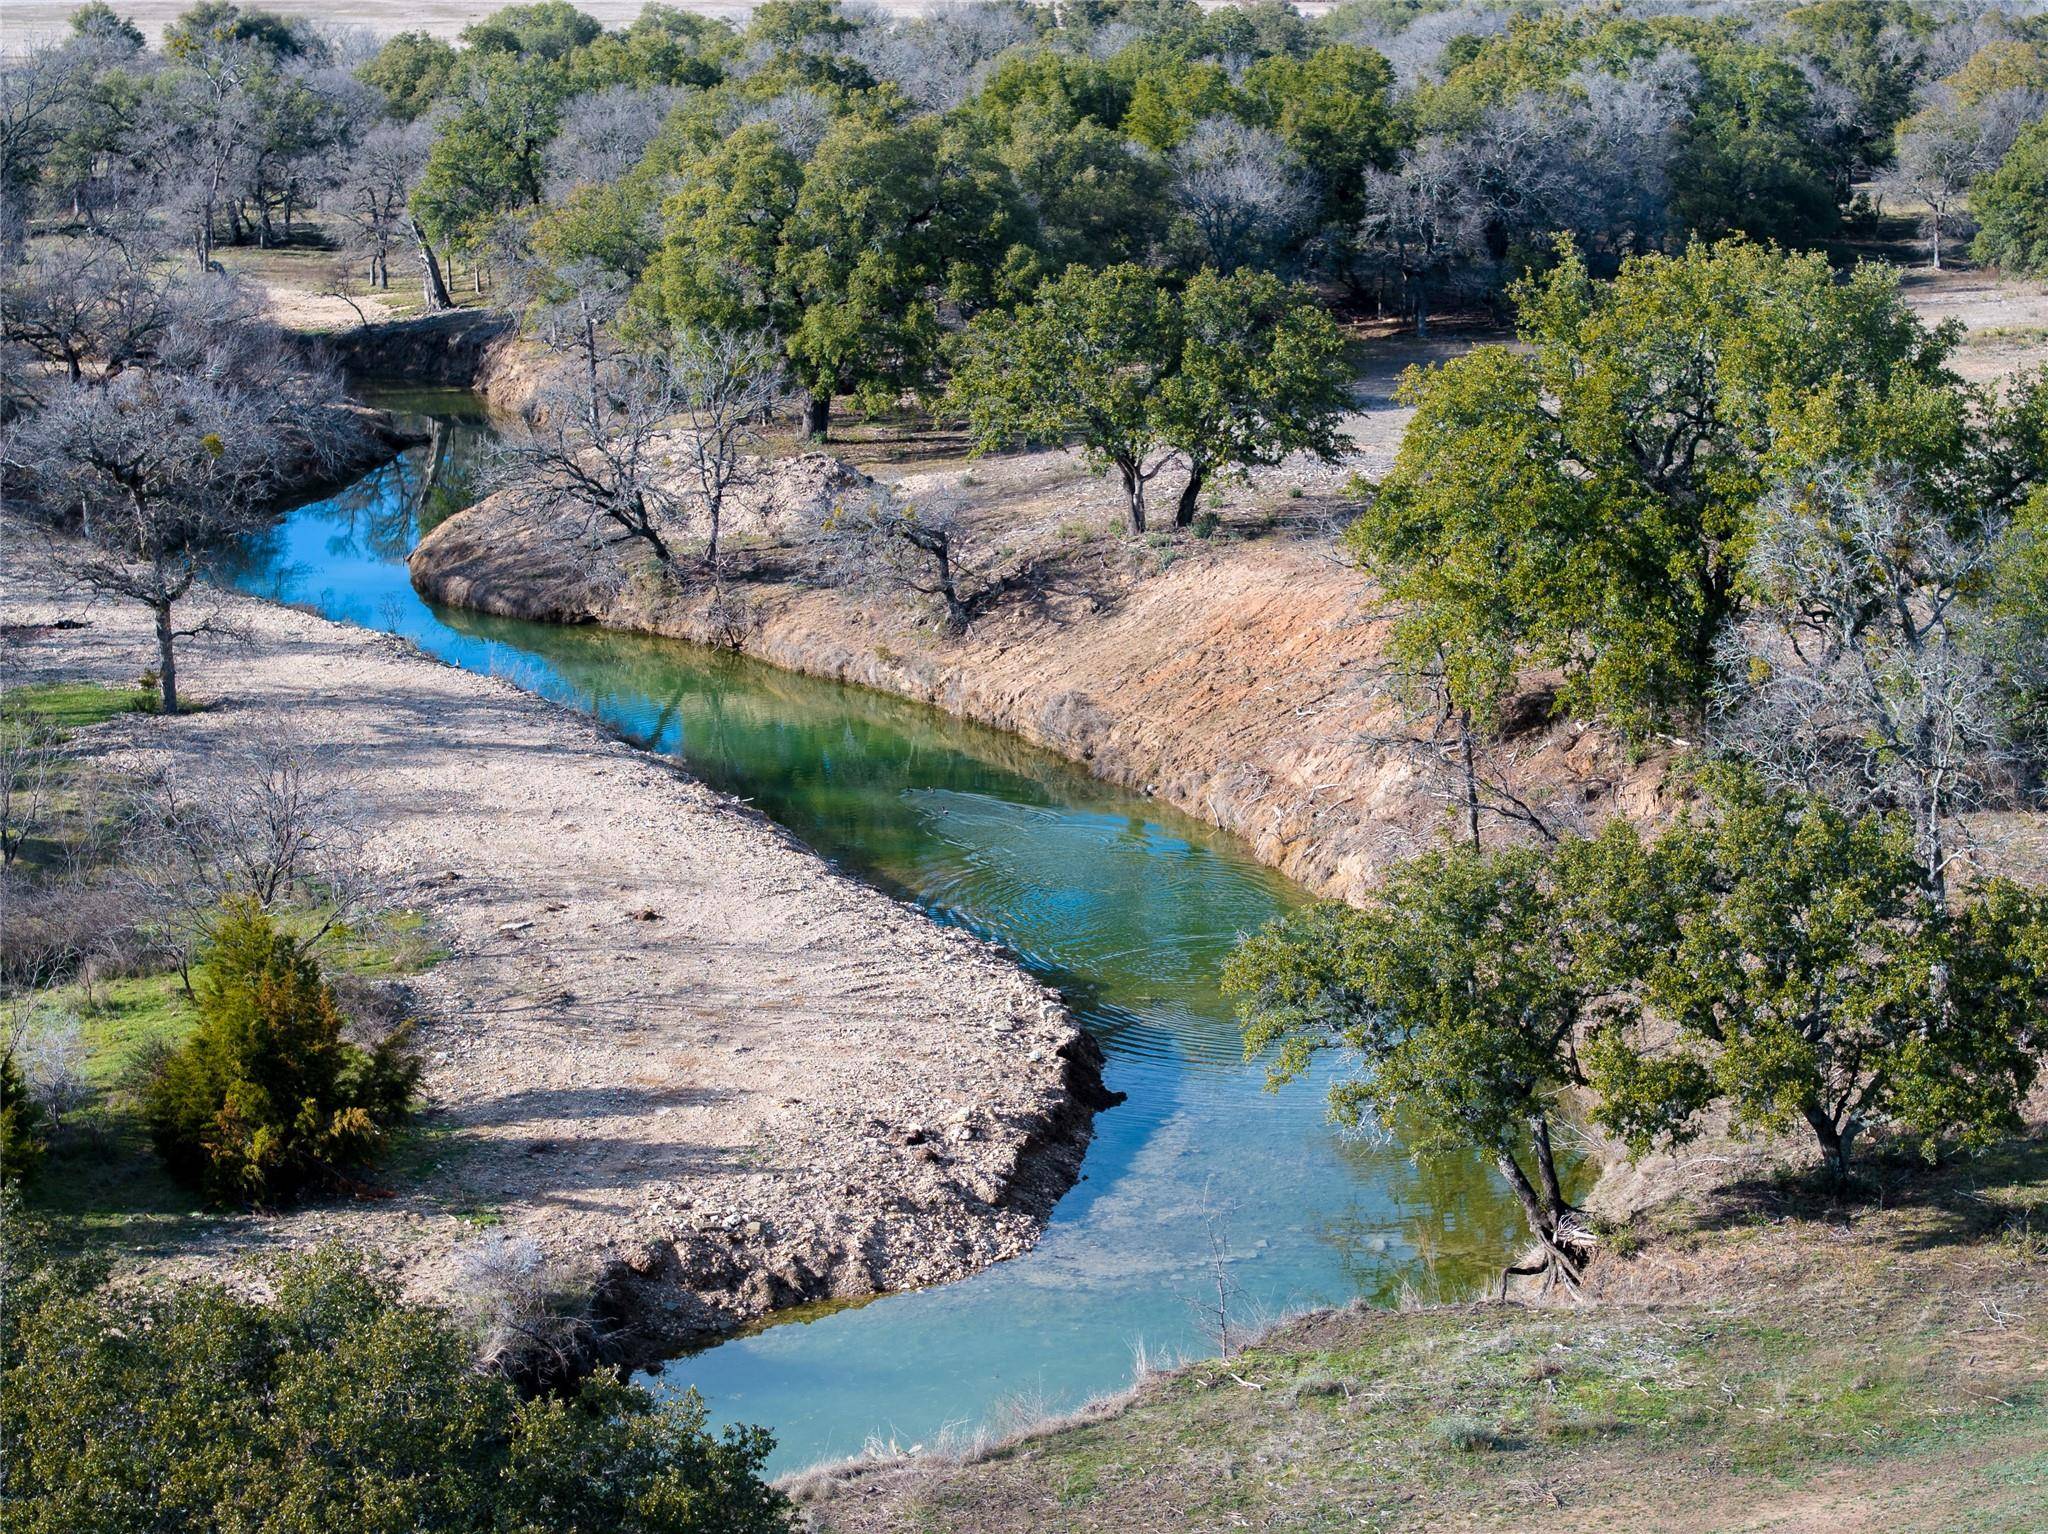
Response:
[[229, 391, 1540, 1475]]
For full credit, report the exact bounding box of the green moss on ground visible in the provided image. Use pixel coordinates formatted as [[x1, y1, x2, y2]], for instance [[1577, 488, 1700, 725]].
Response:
[[802, 1139, 2048, 1534]]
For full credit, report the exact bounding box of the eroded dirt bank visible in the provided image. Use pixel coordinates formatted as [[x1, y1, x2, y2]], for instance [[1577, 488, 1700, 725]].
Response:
[[2, 547, 1108, 1368], [409, 448, 1669, 905]]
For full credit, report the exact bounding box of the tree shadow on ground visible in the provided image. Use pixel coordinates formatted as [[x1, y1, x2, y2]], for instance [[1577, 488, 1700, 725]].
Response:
[[1673, 1127, 2048, 1256]]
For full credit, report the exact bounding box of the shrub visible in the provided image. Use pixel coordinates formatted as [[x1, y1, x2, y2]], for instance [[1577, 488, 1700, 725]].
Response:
[[0, 1238, 794, 1534], [143, 899, 418, 1205], [0, 1048, 46, 1189], [1973, 120, 2048, 276], [1427, 1414, 1500, 1453]]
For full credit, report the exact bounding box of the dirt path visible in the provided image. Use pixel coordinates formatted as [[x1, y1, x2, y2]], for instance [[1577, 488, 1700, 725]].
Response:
[[1, 543, 1105, 1363]]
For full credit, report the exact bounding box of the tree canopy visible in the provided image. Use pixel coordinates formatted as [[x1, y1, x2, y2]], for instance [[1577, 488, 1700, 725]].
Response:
[[1, 1236, 794, 1534], [948, 263, 1348, 532], [1349, 239, 1961, 735]]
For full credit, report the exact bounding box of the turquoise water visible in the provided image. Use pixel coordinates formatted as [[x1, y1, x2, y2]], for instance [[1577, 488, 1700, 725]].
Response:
[[228, 393, 1539, 1475]]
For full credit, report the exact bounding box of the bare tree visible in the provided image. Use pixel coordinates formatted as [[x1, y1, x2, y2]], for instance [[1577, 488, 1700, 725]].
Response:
[[134, 34, 268, 269], [544, 83, 683, 198], [1, 712, 62, 867], [329, 119, 429, 290], [7, 355, 356, 713], [732, 87, 837, 158], [1358, 140, 1489, 336], [0, 39, 89, 260], [0, 236, 179, 385], [811, 484, 989, 631], [1713, 463, 2048, 903], [447, 1233, 600, 1385], [667, 326, 787, 569], [1882, 94, 1994, 269], [1362, 635, 1575, 851], [4, 1000, 91, 1133], [497, 273, 693, 565], [845, 2, 1034, 112], [1170, 117, 1316, 274], [127, 733, 366, 988]]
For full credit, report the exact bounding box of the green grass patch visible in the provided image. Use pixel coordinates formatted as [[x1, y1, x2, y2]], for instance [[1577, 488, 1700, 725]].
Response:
[[19, 904, 447, 1249], [1, 679, 153, 734]]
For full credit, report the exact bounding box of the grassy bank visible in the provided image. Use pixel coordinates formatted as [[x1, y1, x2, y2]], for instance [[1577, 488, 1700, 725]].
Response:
[[17, 907, 446, 1255], [6, 678, 449, 1250], [800, 1139, 2048, 1533]]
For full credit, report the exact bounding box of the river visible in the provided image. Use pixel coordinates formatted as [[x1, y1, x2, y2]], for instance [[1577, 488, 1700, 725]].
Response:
[[227, 390, 1541, 1476]]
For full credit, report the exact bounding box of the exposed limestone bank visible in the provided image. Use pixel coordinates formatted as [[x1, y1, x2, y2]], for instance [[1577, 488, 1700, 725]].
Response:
[[409, 463, 1671, 906], [1, 547, 1110, 1374]]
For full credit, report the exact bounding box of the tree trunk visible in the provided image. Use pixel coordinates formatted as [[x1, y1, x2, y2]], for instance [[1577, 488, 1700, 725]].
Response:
[[802, 393, 830, 441], [416, 417, 446, 521], [411, 217, 452, 312], [1531, 1114, 1566, 1220], [1119, 462, 1147, 534], [1496, 1153, 1552, 1253], [1174, 462, 1206, 528], [1413, 272, 1429, 338], [1802, 1102, 1853, 1189], [155, 601, 179, 716], [1459, 708, 1481, 847], [1929, 212, 1942, 271]]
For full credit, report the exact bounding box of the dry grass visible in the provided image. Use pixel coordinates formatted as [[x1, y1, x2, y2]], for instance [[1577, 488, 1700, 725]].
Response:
[[798, 1134, 2048, 1533]]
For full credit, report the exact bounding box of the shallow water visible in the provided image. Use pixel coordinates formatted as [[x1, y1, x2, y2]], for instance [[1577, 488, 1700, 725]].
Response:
[[228, 391, 1545, 1475]]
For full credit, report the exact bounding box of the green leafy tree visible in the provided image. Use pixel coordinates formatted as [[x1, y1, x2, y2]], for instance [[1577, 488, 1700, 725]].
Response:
[[142, 900, 419, 1206], [1239, 42, 1405, 225], [460, 0, 602, 61], [68, 1, 144, 49], [992, 115, 1167, 273], [1349, 239, 1959, 735], [412, 52, 567, 255], [565, 5, 734, 91], [1782, 0, 1928, 168], [1121, 60, 1237, 151], [949, 262, 1176, 532], [949, 264, 1348, 532], [1222, 835, 1663, 1284], [1670, 39, 1842, 243], [0, 1242, 794, 1533], [163, 1, 321, 62], [1972, 120, 2048, 277], [355, 30, 457, 122], [1155, 268, 1350, 525], [639, 113, 1023, 439], [1941, 38, 2048, 106], [1587, 779, 2048, 1187], [968, 47, 1130, 138]]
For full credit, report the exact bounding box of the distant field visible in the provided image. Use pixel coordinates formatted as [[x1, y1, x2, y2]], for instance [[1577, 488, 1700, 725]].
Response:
[[3, 0, 1341, 45]]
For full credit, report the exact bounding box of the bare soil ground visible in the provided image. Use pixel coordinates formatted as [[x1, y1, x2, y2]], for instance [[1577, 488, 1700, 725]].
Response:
[[797, 1133, 2048, 1533], [1, 532, 1103, 1362]]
